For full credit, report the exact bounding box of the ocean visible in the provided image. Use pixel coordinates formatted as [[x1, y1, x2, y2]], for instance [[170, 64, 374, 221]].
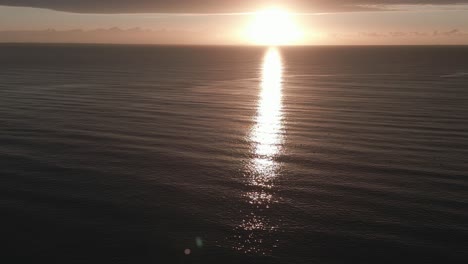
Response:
[[1, 44, 467, 263]]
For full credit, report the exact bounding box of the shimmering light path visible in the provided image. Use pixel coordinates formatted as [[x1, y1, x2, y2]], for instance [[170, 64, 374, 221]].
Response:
[[236, 48, 284, 254]]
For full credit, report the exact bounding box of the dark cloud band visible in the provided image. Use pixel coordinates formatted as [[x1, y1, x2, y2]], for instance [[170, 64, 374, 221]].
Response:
[[1, 0, 468, 13]]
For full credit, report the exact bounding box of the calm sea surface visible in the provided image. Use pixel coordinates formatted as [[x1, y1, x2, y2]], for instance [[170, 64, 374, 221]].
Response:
[[1, 44, 467, 263]]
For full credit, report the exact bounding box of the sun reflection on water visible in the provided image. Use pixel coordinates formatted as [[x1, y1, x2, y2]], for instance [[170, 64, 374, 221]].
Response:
[[250, 47, 283, 193], [235, 48, 284, 254], [253, 48, 283, 162]]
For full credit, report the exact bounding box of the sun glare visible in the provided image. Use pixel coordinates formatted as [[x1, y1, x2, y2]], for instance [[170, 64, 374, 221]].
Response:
[[246, 8, 303, 46]]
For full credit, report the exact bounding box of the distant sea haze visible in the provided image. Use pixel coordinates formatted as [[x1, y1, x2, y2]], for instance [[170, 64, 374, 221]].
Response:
[[0, 28, 230, 45], [1, 28, 468, 45], [0, 44, 467, 264]]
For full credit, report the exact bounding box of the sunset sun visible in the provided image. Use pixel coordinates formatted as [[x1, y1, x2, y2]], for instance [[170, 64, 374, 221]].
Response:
[[246, 8, 303, 46]]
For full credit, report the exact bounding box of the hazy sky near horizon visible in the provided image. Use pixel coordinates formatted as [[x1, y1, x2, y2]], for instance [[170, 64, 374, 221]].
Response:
[[0, 1, 468, 45]]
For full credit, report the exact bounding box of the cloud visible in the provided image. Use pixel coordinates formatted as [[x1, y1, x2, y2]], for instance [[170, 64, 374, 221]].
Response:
[[336, 29, 467, 38], [0, 28, 237, 44], [1, 0, 468, 13], [433, 28, 466, 36], [326, 29, 468, 45]]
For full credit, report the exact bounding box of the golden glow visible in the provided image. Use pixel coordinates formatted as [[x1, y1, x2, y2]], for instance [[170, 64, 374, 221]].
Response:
[[250, 47, 283, 184], [234, 48, 284, 254], [246, 8, 303, 46]]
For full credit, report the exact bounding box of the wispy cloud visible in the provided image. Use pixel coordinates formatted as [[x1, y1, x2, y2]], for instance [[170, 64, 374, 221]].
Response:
[[0, 28, 238, 45], [356, 29, 468, 38], [433, 28, 467, 36], [1, 0, 468, 13]]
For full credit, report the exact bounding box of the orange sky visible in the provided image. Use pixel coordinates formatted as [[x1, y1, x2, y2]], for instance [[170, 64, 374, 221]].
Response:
[[0, 4, 467, 45]]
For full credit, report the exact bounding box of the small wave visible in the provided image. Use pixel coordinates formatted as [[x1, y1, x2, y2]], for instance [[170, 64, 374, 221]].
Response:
[[441, 72, 468, 78]]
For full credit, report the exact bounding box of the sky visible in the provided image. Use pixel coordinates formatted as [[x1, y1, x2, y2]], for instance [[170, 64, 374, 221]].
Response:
[[0, 0, 467, 45]]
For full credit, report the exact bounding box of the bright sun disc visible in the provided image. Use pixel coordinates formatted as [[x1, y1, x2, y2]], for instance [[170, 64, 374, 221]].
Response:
[[246, 8, 302, 46]]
